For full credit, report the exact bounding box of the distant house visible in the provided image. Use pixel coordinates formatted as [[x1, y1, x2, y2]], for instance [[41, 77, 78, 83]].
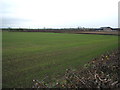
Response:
[[100, 27, 112, 31]]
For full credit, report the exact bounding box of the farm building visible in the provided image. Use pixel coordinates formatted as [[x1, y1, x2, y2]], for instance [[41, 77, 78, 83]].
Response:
[[100, 27, 112, 31]]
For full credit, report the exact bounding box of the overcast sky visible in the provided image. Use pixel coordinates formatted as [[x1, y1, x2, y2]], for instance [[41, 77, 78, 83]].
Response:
[[1, 0, 119, 28]]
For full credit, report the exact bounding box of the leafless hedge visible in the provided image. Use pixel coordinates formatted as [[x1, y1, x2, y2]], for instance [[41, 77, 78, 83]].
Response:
[[32, 49, 120, 89]]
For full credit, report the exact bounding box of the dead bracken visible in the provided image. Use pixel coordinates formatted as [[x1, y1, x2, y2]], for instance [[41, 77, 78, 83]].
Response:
[[33, 49, 120, 88]]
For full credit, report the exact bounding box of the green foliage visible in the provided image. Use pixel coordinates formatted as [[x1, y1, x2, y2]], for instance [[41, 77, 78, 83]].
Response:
[[2, 32, 119, 88]]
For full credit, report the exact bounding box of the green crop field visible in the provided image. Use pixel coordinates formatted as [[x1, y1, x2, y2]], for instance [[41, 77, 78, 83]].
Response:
[[2, 32, 118, 88]]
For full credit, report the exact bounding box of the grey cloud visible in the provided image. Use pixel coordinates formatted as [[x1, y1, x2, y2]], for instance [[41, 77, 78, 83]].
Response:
[[2, 17, 31, 28], [118, 1, 120, 28]]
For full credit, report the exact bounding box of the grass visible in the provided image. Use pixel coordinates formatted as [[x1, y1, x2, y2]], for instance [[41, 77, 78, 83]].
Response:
[[2, 32, 118, 88], [0, 30, 2, 89]]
